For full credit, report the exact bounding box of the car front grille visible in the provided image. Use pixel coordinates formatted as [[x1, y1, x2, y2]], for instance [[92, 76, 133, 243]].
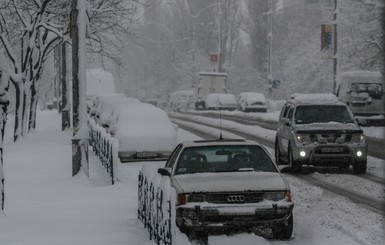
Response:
[[188, 192, 265, 204], [306, 133, 357, 143]]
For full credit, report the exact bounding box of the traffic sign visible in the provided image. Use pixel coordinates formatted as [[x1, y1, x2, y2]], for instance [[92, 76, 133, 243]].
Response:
[[210, 53, 218, 63], [272, 79, 281, 88]]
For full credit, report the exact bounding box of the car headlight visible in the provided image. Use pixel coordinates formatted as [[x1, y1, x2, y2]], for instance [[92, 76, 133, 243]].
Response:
[[352, 133, 365, 143], [187, 193, 206, 203], [264, 192, 285, 201], [296, 134, 311, 143]]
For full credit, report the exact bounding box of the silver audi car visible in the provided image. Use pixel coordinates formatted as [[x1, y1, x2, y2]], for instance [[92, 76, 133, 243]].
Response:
[[157, 139, 294, 240]]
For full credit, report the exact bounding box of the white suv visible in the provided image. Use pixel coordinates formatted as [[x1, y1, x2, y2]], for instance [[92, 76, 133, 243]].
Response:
[[158, 139, 294, 240], [275, 94, 367, 174]]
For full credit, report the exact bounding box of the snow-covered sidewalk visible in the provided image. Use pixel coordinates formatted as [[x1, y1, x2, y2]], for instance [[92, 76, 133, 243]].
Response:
[[0, 110, 153, 245]]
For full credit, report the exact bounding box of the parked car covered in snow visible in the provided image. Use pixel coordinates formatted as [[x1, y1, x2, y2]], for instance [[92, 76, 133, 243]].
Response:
[[205, 93, 237, 111], [157, 139, 294, 239], [94, 94, 140, 128], [109, 103, 177, 162], [237, 92, 268, 112]]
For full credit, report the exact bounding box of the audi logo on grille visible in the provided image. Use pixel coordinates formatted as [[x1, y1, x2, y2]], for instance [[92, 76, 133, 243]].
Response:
[[227, 195, 245, 202]]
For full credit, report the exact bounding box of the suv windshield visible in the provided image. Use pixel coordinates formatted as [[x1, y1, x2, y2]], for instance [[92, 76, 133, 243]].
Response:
[[295, 105, 354, 124], [175, 145, 276, 175]]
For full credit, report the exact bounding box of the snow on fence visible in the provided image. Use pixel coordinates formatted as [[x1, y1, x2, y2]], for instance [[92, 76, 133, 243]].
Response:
[[138, 165, 176, 245], [88, 118, 120, 184]]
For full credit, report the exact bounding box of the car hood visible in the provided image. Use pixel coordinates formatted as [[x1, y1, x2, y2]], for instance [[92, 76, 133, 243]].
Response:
[[173, 172, 287, 193], [292, 122, 362, 133]]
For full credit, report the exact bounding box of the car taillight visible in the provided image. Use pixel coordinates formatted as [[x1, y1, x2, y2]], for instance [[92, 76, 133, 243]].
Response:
[[177, 193, 187, 205], [284, 191, 292, 202]]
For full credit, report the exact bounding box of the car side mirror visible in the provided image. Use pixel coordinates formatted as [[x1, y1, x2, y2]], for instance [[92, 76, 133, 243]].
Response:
[[158, 167, 172, 177], [284, 119, 291, 126]]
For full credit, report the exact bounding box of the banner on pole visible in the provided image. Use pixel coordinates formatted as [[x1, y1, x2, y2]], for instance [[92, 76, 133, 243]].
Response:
[[321, 24, 334, 59]]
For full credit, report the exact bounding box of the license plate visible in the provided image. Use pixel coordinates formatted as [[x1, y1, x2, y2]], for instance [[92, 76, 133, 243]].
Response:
[[321, 148, 343, 153], [136, 152, 158, 158]]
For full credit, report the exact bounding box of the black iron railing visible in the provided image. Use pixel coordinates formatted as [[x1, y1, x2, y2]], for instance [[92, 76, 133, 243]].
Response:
[[138, 169, 176, 245], [88, 119, 118, 184]]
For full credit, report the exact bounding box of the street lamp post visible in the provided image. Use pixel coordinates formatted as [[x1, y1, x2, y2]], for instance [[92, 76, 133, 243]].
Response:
[[268, 0, 273, 98]]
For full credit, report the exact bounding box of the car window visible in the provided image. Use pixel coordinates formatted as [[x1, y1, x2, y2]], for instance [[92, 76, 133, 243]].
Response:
[[174, 145, 277, 175], [287, 107, 294, 120], [281, 105, 290, 118], [165, 144, 183, 168], [294, 105, 354, 124]]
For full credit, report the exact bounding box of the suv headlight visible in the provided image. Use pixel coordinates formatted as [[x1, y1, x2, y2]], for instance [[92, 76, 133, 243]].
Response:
[[352, 133, 365, 143], [296, 134, 311, 143]]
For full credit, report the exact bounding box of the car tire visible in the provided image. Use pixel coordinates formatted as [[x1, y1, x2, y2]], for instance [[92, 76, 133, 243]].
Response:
[[288, 145, 302, 174], [275, 140, 283, 165], [353, 159, 367, 174], [272, 213, 293, 240]]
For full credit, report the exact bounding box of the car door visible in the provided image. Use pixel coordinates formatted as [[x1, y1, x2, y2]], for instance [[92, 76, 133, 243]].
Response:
[[277, 104, 294, 156]]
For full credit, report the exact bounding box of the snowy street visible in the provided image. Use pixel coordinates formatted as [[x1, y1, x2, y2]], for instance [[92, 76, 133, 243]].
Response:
[[0, 110, 383, 245]]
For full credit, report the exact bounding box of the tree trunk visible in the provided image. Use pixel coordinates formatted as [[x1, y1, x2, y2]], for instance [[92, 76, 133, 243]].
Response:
[[0, 101, 8, 210], [12, 81, 20, 142], [21, 88, 28, 136], [28, 82, 38, 131]]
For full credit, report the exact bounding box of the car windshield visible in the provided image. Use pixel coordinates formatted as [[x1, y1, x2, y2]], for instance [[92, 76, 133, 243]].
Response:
[[295, 105, 354, 124], [174, 145, 277, 175]]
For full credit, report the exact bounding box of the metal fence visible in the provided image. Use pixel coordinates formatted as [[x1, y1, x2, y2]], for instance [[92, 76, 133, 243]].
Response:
[[88, 118, 118, 184], [138, 169, 176, 245]]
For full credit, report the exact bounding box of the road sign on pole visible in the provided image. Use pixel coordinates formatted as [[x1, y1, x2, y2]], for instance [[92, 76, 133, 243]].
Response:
[[272, 79, 281, 88], [210, 53, 218, 63]]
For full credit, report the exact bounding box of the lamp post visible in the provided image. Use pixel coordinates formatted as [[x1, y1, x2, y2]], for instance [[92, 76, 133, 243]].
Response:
[[332, 0, 338, 94], [71, 0, 88, 177], [268, 0, 273, 98]]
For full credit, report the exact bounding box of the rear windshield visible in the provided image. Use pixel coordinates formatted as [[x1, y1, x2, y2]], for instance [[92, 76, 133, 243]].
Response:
[[295, 105, 354, 124], [175, 145, 277, 175], [351, 83, 383, 99]]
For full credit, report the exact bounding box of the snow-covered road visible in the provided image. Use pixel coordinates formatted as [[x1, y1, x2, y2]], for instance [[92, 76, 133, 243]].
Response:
[[0, 110, 383, 245]]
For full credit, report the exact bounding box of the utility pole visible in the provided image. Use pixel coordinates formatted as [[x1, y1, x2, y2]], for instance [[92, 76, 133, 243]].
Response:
[[70, 0, 81, 176], [217, 3, 222, 72], [71, 0, 80, 133], [332, 0, 338, 94], [268, 0, 273, 98], [70, 0, 88, 177]]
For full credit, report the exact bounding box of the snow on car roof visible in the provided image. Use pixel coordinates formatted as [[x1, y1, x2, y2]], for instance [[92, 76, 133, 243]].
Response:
[[242, 92, 266, 100], [290, 93, 339, 103], [112, 103, 176, 139], [341, 70, 383, 79], [181, 138, 261, 147], [206, 93, 236, 102], [340, 71, 383, 85]]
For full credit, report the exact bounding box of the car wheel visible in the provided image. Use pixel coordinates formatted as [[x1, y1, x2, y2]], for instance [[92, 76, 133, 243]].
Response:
[[353, 159, 367, 174], [272, 213, 293, 240], [275, 140, 283, 165], [288, 145, 302, 174]]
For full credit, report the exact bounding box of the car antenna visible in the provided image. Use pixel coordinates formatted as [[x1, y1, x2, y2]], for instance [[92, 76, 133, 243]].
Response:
[[219, 108, 223, 140]]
